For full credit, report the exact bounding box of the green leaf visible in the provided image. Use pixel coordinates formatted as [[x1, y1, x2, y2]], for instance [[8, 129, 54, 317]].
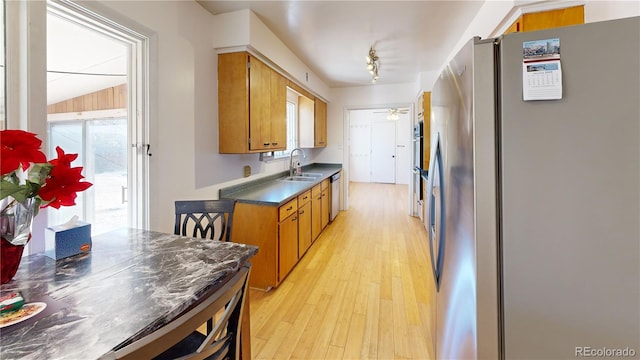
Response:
[[0, 179, 29, 202], [28, 164, 52, 186]]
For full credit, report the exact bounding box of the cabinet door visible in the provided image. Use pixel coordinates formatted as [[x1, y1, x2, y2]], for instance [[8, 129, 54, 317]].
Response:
[[314, 99, 327, 147], [505, 6, 584, 34], [422, 92, 431, 170], [278, 213, 298, 281], [269, 71, 287, 150], [249, 57, 271, 151], [321, 188, 329, 230], [218, 52, 250, 154], [311, 184, 322, 241], [298, 95, 315, 148], [298, 202, 312, 257]]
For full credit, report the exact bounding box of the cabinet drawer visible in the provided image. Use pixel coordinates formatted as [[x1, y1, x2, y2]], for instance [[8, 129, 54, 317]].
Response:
[[321, 179, 329, 191], [279, 199, 298, 222], [298, 190, 312, 206]]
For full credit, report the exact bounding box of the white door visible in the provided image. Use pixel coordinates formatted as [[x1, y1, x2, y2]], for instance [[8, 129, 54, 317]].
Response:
[[349, 121, 372, 182], [371, 121, 396, 183]]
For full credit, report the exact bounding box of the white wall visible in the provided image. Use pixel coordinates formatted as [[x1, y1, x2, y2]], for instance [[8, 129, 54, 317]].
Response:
[[584, 0, 640, 22], [212, 9, 330, 101]]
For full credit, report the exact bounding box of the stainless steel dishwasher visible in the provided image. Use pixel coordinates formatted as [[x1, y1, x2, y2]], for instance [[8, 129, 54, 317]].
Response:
[[330, 172, 341, 221]]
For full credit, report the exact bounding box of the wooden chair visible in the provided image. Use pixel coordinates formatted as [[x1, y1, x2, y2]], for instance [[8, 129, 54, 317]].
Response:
[[174, 199, 237, 242], [103, 264, 251, 360]]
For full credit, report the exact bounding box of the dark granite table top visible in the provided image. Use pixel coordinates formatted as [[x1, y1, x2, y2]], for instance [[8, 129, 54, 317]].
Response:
[[0, 228, 258, 360], [220, 163, 342, 206]]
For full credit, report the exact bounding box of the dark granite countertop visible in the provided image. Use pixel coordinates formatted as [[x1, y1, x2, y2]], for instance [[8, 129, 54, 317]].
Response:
[[0, 228, 258, 360], [220, 163, 342, 206]]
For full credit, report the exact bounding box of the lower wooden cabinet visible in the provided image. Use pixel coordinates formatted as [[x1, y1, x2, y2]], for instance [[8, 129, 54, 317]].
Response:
[[278, 209, 298, 281], [311, 184, 322, 241], [321, 179, 330, 229], [298, 191, 312, 257], [231, 188, 323, 290]]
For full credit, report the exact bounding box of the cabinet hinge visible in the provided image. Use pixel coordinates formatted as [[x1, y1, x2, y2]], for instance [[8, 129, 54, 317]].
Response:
[[247, 60, 250, 69]]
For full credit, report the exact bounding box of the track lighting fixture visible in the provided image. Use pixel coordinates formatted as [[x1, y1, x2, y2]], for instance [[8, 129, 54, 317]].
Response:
[[366, 46, 379, 84]]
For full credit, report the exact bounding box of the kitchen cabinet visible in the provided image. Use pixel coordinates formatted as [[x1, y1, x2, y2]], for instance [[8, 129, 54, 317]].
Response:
[[218, 52, 286, 153], [297, 190, 312, 257], [311, 179, 330, 241], [314, 99, 327, 147], [299, 96, 328, 148], [278, 198, 298, 281], [289, 81, 327, 148], [418, 92, 432, 170], [232, 190, 321, 290], [298, 94, 315, 148], [321, 179, 330, 229], [504, 6, 583, 34], [311, 183, 322, 241]]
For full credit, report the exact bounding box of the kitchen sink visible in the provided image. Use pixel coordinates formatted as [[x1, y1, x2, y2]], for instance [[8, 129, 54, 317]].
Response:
[[299, 172, 323, 177], [281, 174, 320, 182]]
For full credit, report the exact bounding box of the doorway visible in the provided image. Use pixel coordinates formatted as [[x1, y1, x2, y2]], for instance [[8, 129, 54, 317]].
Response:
[[46, 2, 149, 235], [349, 107, 410, 184]]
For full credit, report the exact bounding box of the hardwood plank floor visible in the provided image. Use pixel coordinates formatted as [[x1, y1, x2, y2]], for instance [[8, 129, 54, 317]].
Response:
[[249, 182, 435, 359]]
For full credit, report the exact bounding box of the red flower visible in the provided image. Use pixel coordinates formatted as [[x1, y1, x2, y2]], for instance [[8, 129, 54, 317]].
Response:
[[38, 148, 92, 209], [49, 146, 78, 168], [0, 130, 47, 175]]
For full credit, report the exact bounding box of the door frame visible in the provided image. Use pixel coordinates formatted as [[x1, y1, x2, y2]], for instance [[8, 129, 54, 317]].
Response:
[[4, 0, 151, 253], [47, 0, 151, 232], [344, 103, 413, 211]]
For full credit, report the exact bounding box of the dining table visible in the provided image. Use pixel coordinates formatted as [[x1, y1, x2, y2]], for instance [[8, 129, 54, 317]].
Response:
[[0, 228, 258, 360]]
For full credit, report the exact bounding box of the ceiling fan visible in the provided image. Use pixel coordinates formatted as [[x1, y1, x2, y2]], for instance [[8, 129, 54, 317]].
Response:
[[374, 107, 409, 120]]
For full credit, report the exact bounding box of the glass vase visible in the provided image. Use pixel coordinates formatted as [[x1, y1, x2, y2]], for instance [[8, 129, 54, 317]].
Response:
[[1, 198, 36, 284]]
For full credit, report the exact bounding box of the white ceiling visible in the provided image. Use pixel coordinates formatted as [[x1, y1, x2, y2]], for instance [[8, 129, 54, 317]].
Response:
[[47, 12, 127, 105], [47, 0, 490, 103], [197, 1, 486, 88]]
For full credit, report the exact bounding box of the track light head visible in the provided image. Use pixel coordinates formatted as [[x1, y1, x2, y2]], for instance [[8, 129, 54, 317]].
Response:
[[365, 46, 380, 84]]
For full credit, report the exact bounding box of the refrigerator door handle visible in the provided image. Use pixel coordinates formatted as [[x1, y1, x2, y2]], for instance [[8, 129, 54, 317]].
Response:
[[427, 133, 446, 291], [428, 134, 446, 291]]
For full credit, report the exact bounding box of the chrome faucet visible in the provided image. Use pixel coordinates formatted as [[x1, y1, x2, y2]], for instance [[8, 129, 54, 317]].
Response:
[[289, 148, 306, 177]]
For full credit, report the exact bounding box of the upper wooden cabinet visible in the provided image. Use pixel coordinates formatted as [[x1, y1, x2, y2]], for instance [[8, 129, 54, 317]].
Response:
[[298, 94, 315, 148], [504, 6, 584, 34], [314, 99, 327, 147], [418, 91, 431, 170], [218, 52, 287, 153], [296, 84, 327, 148]]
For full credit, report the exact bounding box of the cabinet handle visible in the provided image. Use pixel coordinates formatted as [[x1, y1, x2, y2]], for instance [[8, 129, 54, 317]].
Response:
[[286, 206, 293, 211], [292, 216, 298, 222], [299, 210, 305, 215], [271, 142, 278, 146], [263, 142, 270, 146]]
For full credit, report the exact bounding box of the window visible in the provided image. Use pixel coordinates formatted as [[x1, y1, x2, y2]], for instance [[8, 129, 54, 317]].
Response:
[[274, 88, 299, 158], [48, 114, 128, 235]]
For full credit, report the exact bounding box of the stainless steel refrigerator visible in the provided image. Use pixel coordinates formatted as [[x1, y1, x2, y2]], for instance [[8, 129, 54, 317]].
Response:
[[425, 17, 639, 359]]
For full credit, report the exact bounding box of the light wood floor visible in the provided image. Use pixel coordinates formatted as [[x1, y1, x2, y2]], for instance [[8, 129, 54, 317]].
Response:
[[248, 182, 435, 359]]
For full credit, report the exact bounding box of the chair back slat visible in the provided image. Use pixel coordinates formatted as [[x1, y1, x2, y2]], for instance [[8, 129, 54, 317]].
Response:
[[174, 199, 237, 242]]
